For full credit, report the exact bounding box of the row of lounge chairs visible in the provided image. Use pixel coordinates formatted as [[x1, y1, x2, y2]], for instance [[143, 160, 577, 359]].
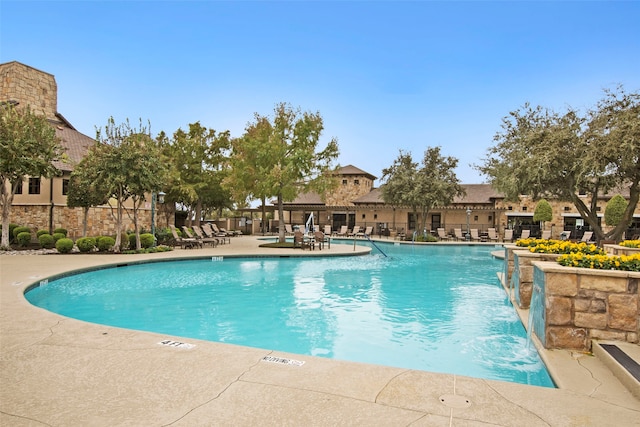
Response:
[[284, 224, 374, 239], [436, 228, 593, 243], [169, 224, 233, 249]]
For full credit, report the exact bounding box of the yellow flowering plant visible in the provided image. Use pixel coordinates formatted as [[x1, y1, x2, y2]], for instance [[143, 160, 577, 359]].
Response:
[[619, 240, 640, 248], [516, 238, 604, 255], [557, 253, 640, 271]]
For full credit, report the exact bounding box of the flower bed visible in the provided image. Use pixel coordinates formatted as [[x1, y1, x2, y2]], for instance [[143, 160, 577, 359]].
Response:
[[557, 252, 640, 271], [619, 240, 640, 248], [516, 238, 603, 255]]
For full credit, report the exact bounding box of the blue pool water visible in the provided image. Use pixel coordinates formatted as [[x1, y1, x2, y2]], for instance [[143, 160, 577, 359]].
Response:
[[25, 242, 554, 387]]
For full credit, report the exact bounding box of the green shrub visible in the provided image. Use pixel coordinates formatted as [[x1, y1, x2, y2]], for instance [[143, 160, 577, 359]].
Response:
[[53, 228, 68, 236], [533, 199, 553, 223], [128, 233, 137, 249], [52, 232, 66, 242], [55, 238, 74, 253], [16, 231, 32, 247], [39, 233, 55, 249], [13, 226, 31, 239], [605, 194, 628, 227], [76, 237, 97, 253], [6, 223, 19, 241], [140, 233, 155, 248], [36, 229, 50, 237], [97, 236, 115, 252]]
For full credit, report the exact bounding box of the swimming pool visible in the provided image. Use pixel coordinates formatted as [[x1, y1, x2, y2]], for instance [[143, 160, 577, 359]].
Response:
[[25, 242, 554, 387]]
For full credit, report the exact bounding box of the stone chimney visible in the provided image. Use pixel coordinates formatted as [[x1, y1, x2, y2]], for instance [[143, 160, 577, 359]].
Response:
[[0, 61, 58, 120]]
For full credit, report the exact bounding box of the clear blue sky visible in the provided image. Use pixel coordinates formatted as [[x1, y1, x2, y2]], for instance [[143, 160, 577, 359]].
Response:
[[2, 1, 639, 185]]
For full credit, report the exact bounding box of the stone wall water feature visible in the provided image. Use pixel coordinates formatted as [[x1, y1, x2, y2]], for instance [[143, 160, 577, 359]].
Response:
[[531, 261, 640, 351]]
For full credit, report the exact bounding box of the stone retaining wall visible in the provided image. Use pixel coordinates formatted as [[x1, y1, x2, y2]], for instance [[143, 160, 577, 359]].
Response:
[[532, 261, 639, 351], [512, 251, 560, 309]]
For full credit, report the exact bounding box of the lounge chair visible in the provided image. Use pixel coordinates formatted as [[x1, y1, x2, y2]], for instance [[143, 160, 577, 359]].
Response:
[[209, 223, 231, 243], [520, 229, 530, 239], [470, 228, 482, 242], [169, 225, 201, 249], [334, 225, 348, 237], [324, 225, 332, 235], [285, 224, 294, 236], [487, 228, 499, 242], [541, 230, 551, 240], [314, 231, 330, 250], [559, 231, 571, 241], [454, 228, 465, 241], [293, 231, 313, 250], [437, 228, 452, 241], [581, 231, 594, 242], [503, 229, 513, 242], [357, 226, 373, 238], [191, 225, 219, 247], [348, 226, 361, 237]]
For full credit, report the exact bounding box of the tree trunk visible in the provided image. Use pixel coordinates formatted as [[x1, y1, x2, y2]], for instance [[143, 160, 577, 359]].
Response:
[[278, 192, 285, 243], [0, 178, 16, 248], [82, 207, 89, 237]]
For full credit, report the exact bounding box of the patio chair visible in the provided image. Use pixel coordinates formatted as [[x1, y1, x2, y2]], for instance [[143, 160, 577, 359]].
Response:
[[209, 223, 231, 243], [470, 228, 482, 242], [559, 231, 571, 241], [454, 228, 465, 241], [348, 226, 361, 237], [285, 224, 294, 236], [191, 225, 219, 247], [541, 230, 551, 240], [437, 228, 452, 241], [581, 231, 594, 242], [324, 225, 332, 235], [503, 229, 513, 242], [334, 225, 348, 237], [314, 231, 330, 250], [293, 231, 313, 250], [520, 229, 530, 239], [169, 225, 201, 249], [487, 228, 499, 242], [357, 226, 373, 238]]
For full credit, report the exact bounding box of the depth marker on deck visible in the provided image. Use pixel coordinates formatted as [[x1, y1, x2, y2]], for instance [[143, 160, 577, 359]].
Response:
[[158, 339, 195, 349], [262, 356, 305, 366]]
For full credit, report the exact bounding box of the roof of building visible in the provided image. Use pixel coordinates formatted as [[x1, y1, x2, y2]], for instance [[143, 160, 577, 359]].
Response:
[[51, 117, 96, 172], [335, 164, 377, 181]]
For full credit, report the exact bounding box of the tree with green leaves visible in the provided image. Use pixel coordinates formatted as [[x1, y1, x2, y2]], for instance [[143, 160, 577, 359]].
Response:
[[382, 147, 464, 233], [533, 199, 553, 225], [90, 117, 167, 251], [161, 122, 232, 226], [477, 87, 639, 242], [0, 104, 63, 248], [231, 102, 339, 242], [66, 149, 110, 237]]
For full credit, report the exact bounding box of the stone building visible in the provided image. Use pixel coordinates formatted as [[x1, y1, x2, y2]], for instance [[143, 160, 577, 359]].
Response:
[[278, 166, 640, 241], [1, 61, 161, 239]]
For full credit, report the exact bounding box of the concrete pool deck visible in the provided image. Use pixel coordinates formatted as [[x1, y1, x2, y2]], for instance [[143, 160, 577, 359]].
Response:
[[1, 236, 639, 426]]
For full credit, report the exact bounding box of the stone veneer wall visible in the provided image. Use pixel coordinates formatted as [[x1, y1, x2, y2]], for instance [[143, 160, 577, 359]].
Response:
[[513, 251, 561, 309], [0, 61, 57, 120], [603, 244, 640, 257], [532, 261, 639, 351], [9, 205, 155, 240]]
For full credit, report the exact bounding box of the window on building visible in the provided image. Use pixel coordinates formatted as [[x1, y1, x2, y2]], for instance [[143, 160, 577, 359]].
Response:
[[488, 215, 492, 221], [342, 179, 347, 185], [28, 177, 41, 195], [522, 206, 528, 211], [354, 179, 360, 185], [564, 206, 570, 211], [362, 214, 366, 219], [15, 180, 23, 194], [62, 179, 70, 195], [508, 206, 513, 211]]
